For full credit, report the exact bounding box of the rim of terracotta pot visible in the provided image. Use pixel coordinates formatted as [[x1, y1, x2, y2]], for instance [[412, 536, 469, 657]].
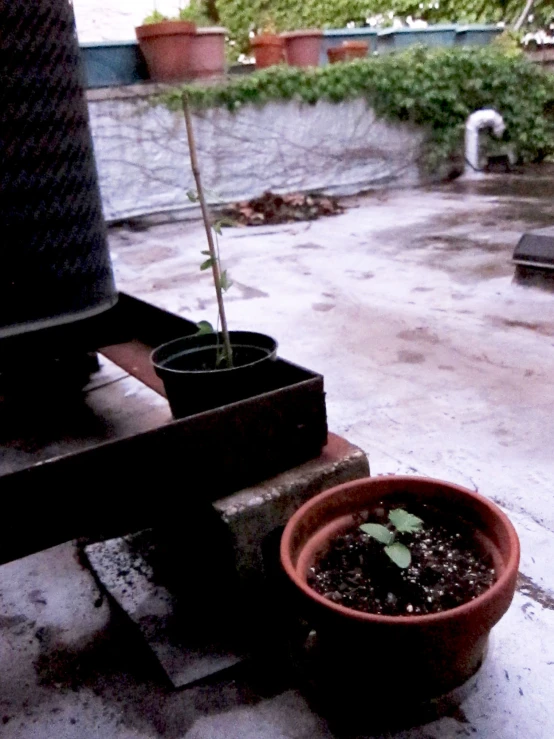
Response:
[[250, 34, 284, 47], [281, 29, 323, 39], [280, 475, 520, 627], [195, 26, 227, 36], [136, 20, 196, 40]]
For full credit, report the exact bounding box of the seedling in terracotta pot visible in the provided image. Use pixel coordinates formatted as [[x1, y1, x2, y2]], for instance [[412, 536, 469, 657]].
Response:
[[360, 508, 423, 568], [308, 499, 497, 617]]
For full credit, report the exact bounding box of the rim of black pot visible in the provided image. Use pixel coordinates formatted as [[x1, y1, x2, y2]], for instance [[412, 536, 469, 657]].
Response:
[[151, 330, 278, 376]]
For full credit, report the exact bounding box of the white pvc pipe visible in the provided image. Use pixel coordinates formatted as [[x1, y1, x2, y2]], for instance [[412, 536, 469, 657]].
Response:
[[465, 109, 506, 174]]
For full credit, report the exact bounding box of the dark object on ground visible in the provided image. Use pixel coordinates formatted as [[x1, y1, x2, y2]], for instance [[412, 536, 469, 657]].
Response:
[[513, 225, 554, 270], [485, 155, 512, 173], [222, 191, 344, 226]]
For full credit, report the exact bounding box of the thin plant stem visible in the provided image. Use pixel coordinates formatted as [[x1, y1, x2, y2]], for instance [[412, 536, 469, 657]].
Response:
[[182, 91, 233, 367]]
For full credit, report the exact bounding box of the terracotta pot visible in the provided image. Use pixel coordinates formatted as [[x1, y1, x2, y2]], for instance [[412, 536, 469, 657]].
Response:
[[280, 475, 519, 701], [327, 40, 368, 64], [250, 34, 285, 69], [135, 21, 196, 82], [187, 26, 227, 79], [281, 29, 322, 67]]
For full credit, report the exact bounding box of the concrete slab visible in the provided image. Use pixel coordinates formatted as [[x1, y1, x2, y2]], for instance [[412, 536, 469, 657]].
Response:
[[2, 170, 554, 737], [83, 434, 368, 687], [85, 532, 245, 689]]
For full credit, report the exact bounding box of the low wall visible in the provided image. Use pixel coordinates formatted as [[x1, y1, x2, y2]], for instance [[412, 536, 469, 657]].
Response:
[[87, 85, 425, 222]]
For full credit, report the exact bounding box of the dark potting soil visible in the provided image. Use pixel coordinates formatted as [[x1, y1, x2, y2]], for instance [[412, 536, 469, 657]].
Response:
[[307, 502, 496, 617], [164, 345, 267, 372]]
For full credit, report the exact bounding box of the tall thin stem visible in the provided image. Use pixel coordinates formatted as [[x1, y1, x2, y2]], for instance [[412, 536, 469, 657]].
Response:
[[514, 0, 534, 31], [182, 92, 233, 367]]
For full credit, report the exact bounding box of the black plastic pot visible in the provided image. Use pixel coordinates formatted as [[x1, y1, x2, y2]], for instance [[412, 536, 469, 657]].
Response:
[[151, 331, 278, 418]]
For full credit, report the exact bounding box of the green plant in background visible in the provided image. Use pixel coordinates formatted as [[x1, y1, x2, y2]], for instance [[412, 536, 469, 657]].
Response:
[[216, 0, 370, 59], [179, 0, 213, 25], [360, 508, 424, 568], [143, 9, 169, 24], [162, 46, 554, 169], [368, 0, 552, 26], [143, 1, 218, 25]]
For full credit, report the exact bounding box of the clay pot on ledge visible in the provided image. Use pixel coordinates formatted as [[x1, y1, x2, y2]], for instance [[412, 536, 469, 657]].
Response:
[[135, 20, 196, 82], [187, 26, 227, 79], [327, 40, 368, 64], [280, 475, 519, 705], [281, 29, 323, 67], [250, 34, 285, 69]]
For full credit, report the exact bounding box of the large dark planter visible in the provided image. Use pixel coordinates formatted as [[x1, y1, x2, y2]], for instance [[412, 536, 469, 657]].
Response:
[[280, 476, 519, 703], [0, 0, 117, 345], [151, 331, 278, 418]]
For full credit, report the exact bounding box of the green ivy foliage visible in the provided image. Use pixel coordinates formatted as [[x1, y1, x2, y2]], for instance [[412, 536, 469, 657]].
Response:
[[163, 47, 554, 169]]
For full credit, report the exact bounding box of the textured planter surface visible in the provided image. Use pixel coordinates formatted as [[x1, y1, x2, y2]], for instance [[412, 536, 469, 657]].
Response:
[[281, 475, 520, 699]]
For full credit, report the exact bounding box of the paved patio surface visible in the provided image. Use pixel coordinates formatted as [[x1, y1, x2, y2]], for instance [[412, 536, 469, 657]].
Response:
[[1, 169, 554, 738]]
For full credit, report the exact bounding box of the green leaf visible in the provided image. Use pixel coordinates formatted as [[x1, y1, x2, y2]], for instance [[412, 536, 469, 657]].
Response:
[[219, 270, 233, 292], [388, 509, 424, 534], [200, 258, 215, 271], [385, 542, 411, 569], [195, 320, 214, 335], [214, 217, 237, 231], [359, 523, 394, 545], [186, 189, 199, 202], [200, 250, 211, 255]]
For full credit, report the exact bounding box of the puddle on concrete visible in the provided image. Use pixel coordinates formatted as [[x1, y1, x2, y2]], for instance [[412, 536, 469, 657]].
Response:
[[397, 350, 426, 364], [487, 316, 554, 337], [419, 234, 511, 254], [397, 327, 440, 344], [312, 303, 335, 312]]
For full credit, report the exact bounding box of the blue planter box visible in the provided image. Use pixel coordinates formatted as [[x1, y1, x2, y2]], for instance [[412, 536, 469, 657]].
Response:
[[80, 41, 148, 88], [378, 25, 457, 53], [455, 25, 503, 46], [321, 28, 378, 65]]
